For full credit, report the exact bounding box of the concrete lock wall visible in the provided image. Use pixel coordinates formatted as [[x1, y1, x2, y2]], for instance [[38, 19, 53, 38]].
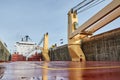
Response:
[[49, 45, 71, 61], [0, 41, 10, 61], [82, 28, 120, 61], [49, 28, 120, 61]]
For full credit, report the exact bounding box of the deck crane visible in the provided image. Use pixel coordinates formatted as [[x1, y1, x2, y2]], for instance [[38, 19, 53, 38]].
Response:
[[68, 0, 120, 61], [41, 33, 50, 61], [34, 32, 50, 61], [26, 33, 50, 61]]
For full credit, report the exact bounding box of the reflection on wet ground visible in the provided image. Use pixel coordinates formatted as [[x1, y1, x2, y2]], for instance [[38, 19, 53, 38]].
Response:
[[0, 61, 120, 80], [0, 66, 5, 79]]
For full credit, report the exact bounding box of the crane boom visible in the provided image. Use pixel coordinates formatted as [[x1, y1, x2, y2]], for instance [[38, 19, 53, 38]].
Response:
[[68, 0, 120, 61]]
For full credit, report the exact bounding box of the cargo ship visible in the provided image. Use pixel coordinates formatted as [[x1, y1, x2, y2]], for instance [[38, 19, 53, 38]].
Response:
[[11, 35, 42, 61]]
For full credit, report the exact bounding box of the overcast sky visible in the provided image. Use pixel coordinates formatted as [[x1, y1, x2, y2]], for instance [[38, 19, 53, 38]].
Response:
[[0, 0, 119, 53]]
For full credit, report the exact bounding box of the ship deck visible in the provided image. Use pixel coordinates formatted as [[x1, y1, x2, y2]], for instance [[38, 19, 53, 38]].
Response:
[[0, 61, 120, 80]]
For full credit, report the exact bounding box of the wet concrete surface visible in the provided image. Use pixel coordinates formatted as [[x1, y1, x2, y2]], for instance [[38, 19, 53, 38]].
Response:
[[0, 61, 120, 80]]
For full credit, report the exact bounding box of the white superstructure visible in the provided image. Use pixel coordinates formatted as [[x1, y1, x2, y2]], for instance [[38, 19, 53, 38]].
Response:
[[14, 35, 37, 56]]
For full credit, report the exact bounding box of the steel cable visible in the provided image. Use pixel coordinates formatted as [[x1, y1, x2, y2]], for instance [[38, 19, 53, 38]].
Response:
[[77, 0, 105, 13]]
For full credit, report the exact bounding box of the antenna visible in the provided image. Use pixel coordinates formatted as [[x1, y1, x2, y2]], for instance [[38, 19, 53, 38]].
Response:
[[25, 35, 29, 42], [21, 35, 32, 42]]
